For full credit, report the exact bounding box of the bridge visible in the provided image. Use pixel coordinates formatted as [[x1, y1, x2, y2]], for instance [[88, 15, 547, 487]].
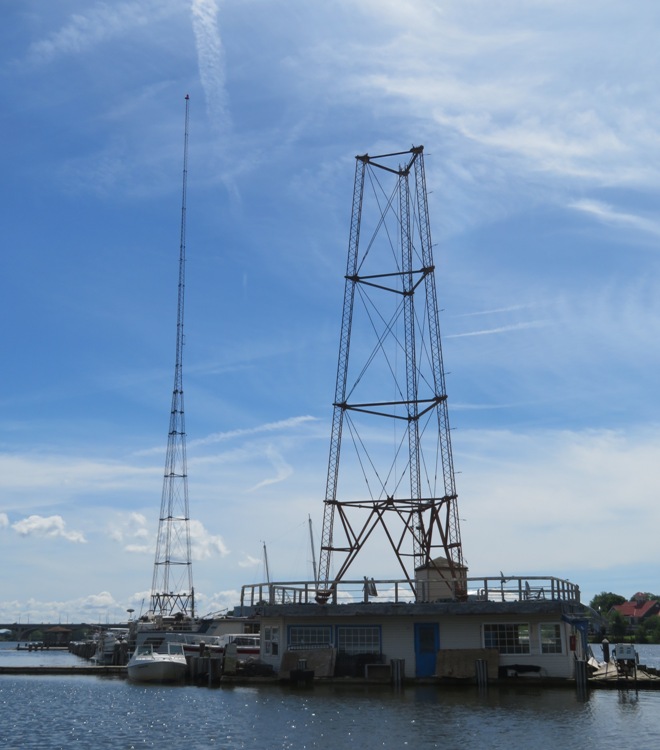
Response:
[[0, 623, 129, 641]]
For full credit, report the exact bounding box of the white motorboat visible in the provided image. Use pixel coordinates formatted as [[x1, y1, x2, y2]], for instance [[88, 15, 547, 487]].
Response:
[[127, 643, 187, 683]]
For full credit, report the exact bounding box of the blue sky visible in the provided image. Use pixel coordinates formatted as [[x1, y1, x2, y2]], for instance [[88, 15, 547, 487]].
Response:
[[2, 0, 660, 624]]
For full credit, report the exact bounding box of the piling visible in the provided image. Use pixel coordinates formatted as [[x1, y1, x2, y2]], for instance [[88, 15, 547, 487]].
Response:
[[475, 658, 489, 690], [575, 658, 588, 697], [391, 658, 405, 687]]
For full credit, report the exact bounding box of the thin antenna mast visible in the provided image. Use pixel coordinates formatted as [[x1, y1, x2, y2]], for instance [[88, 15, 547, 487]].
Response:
[[150, 95, 195, 620], [262, 542, 271, 585], [308, 515, 318, 584]]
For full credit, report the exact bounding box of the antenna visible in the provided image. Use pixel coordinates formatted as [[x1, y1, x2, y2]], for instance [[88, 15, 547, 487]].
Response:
[[149, 95, 195, 620], [262, 542, 271, 585], [308, 515, 318, 584]]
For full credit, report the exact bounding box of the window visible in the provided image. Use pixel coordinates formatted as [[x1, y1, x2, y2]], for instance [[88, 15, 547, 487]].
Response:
[[540, 623, 562, 654], [264, 626, 279, 656], [484, 623, 530, 654], [288, 625, 332, 649], [337, 626, 381, 655]]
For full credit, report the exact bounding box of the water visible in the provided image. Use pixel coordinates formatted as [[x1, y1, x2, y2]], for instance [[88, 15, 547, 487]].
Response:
[[2, 642, 660, 749], [0, 642, 87, 668]]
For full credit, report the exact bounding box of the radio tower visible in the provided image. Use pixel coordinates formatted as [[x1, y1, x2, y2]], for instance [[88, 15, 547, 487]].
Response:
[[316, 146, 465, 603], [149, 95, 195, 620]]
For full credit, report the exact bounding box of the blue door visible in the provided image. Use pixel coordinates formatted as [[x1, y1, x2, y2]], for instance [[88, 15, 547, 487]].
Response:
[[414, 622, 439, 677]]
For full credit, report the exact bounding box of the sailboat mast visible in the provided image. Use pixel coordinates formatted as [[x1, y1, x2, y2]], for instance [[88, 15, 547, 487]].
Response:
[[262, 542, 271, 585], [150, 95, 195, 620], [308, 515, 318, 585]]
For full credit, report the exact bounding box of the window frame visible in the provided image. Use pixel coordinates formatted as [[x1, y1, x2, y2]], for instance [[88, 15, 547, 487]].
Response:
[[539, 623, 563, 654], [287, 624, 333, 650], [336, 625, 382, 656], [483, 622, 531, 654]]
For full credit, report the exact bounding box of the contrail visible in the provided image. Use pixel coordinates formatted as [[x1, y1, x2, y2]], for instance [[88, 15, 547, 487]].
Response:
[[191, 0, 230, 127]]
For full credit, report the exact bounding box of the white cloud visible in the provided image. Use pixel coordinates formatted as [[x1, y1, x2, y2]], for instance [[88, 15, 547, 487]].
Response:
[[194, 589, 242, 617], [107, 512, 151, 547], [79, 591, 118, 610], [0, 513, 8, 528], [238, 554, 261, 569], [189, 519, 229, 559], [456, 426, 660, 576], [113, 512, 228, 560], [569, 199, 660, 237], [191, 0, 230, 129], [11, 515, 86, 543]]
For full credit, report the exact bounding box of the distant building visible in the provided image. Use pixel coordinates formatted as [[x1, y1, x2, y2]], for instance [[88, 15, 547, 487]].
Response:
[[611, 593, 660, 628], [43, 626, 72, 647]]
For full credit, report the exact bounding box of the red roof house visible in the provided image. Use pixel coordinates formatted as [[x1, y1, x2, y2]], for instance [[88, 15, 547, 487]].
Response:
[[611, 594, 660, 626]]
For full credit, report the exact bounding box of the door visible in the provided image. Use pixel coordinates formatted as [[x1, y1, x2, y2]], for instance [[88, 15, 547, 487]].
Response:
[[414, 622, 439, 677]]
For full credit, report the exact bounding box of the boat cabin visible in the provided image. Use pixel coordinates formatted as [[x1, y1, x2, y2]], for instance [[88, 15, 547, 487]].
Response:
[[241, 574, 587, 682]]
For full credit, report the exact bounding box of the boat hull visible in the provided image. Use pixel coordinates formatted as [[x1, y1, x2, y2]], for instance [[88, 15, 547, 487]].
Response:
[[126, 644, 188, 683], [127, 658, 187, 683]]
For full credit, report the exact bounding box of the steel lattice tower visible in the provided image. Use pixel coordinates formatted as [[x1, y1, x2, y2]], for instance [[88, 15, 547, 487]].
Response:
[[316, 146, 465, 603], [149, 95, 195, 620]]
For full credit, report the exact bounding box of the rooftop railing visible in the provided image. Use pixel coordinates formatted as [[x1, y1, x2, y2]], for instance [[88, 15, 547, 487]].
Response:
[[239, 575, 580, 610]]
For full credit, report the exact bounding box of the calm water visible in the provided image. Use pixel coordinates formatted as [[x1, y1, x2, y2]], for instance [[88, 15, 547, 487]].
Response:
[[2, 642, 660, 749]]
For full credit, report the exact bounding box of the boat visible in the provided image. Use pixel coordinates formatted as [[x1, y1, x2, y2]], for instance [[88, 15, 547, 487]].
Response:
[[93, 628, 129, 665], [135, 629, 260, 658], [126, 642, 188, 683]]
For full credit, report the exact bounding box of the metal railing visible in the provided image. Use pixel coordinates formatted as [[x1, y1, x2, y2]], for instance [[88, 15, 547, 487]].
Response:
[[239, 575, 580, 609]]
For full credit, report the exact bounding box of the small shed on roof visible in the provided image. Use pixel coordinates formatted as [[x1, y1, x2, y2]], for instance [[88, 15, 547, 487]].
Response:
[[415, 556, 468, 602]]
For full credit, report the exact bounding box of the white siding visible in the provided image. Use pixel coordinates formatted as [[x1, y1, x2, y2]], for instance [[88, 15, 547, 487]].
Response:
[[257, 611, 578, 680]]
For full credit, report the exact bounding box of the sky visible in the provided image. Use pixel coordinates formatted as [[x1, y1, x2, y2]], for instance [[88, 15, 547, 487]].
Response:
[[2, 0, 660, 624]]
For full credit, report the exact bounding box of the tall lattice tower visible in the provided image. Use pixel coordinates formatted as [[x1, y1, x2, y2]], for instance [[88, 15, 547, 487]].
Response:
[[316, 146, 465, 603], [149, 95, 195, 620]]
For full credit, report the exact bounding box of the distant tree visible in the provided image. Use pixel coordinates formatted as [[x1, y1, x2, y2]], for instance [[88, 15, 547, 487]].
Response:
[[635, 592, 660, 602], [636, 615, 660, 644], [589, 591, 626, 614], [608, 610, 628, 640]]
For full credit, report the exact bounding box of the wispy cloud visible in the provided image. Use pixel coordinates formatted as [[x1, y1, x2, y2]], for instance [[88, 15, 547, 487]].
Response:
[[246, 445, 293, 492], [447, 321, 548, 338], [0, 453, 159, 498], [11, 514, 86, 543], [454, 304, 533, 318], [191, 0, 230, 129], [25, 1, 177, 65], [570, 199, 660, 237], [189, 416, 317, 450]]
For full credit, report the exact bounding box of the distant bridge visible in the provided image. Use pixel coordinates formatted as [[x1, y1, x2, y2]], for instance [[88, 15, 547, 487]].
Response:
[[0, 623, 128, 640]]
